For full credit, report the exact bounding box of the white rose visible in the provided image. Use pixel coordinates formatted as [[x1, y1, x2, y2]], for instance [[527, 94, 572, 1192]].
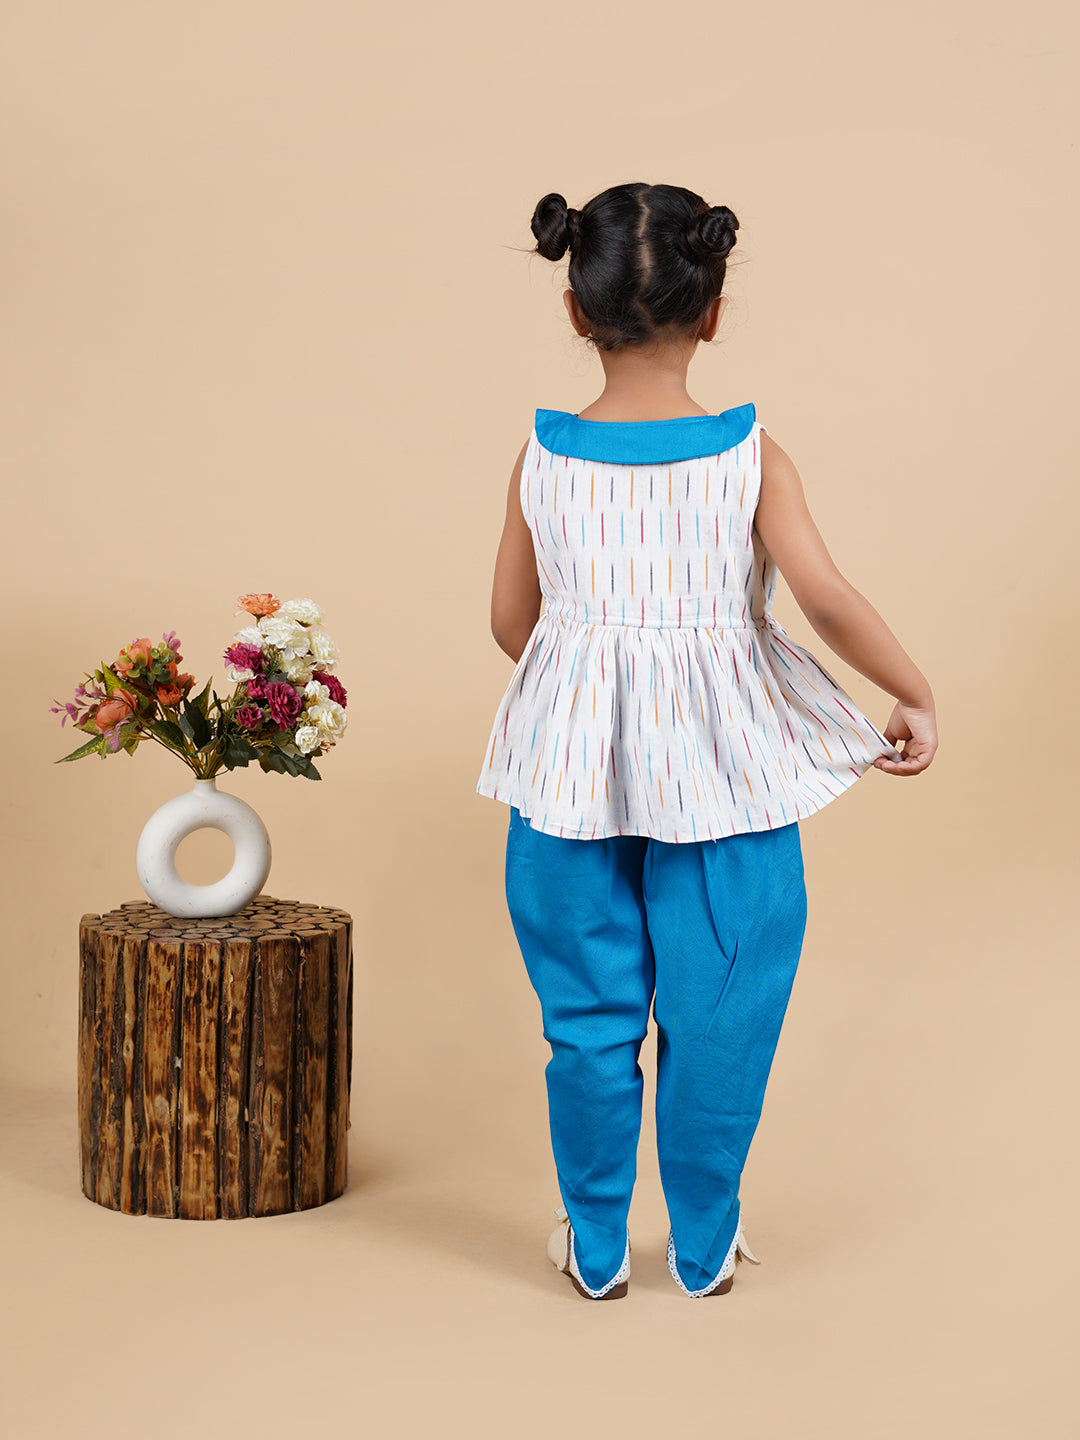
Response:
[[283, 653, 315, 684], [277, 597, 323, 626], [303, 679, 330, 703], [231, 625, 265, 649], [225, 664, 257, 683], [294, 724, 323, 755], [307, 699, 347, 738], [258, 615, 309, 658]]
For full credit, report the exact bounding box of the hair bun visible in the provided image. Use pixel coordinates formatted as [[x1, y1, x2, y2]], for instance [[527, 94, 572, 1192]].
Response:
[[531, 192, 580, 262], [684, 205, 739, 263]]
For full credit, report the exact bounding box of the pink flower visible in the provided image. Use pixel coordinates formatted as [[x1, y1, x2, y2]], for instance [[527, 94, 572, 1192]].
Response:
[[236, 704, 263, 729], [235, 593, 280, 618], [224, 643, 265, 673], [265, 681, 302, 729], [246, 676, 268, 700], [313, 670, 347, 708]]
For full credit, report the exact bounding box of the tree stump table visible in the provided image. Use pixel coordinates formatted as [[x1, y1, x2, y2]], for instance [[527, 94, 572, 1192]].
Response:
[[77, 896, 353, 1219]]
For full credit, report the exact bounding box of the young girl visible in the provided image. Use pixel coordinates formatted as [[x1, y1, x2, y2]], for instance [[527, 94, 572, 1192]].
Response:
[[475, 183, 938, 1301]]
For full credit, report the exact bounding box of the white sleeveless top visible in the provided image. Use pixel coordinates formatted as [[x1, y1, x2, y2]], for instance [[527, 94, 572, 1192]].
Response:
[[476, 403, 902, 842]]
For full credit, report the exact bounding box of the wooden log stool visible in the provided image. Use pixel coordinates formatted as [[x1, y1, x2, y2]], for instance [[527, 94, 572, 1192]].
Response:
[[77, 896, 353, 1219]]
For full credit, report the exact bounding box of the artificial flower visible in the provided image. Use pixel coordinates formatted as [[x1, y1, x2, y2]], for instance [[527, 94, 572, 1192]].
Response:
[[306, 699, 347, 739], [283, 653, 316, 684], [293, 724, 322, 755], [224, 643, 265, 674], [95, 691, 139, 731], [312, 670, 347, 708], [258, 615, 309, 659], [235, 593, 280, 618], [307, 628, 339, 668], [115, 638, 154, 675], [53, 591, 343, 780], [277, 597, 323, 626], [231, 624, 265, 650], [265, 681, 303, 729]]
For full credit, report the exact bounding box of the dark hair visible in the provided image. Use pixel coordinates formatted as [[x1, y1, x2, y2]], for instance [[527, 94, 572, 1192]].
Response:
[[529, 183, 739, 352]]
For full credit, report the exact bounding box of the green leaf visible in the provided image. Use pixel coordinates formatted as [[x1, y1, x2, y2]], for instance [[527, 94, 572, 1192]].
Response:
[[147, 719, 188, 750], [101, 664, 126, 696], [121, 732, 142, 756], [182, 697, 212, 749], [223, 736, 260, 769], [262, 749, 290, 775], [299, 756, 322, 781], [191, 676, 213, 718], [56, 733, 107, 762]]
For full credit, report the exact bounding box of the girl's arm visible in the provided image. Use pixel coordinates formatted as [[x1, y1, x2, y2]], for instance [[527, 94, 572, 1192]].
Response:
[[490, 439, 542, 663], [754, 432, 937, 775]]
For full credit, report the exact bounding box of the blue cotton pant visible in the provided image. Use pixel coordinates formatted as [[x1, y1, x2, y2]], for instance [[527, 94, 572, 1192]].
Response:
[[504, 805, 808, 1295]]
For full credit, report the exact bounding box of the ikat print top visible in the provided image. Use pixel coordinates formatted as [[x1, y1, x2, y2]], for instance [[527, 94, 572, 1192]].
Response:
[[476, 403, 903, 842]]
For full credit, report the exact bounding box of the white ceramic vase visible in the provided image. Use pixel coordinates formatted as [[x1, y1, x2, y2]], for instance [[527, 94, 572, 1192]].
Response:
[[136, 777, 272, 918]]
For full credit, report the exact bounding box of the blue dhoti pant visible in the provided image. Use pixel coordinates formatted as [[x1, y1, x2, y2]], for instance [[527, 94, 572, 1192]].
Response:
[[504, 804, 808, 1295]]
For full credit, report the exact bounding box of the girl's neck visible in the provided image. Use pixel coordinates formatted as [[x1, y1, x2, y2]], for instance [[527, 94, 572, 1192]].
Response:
[[577, 336, 709, 422]]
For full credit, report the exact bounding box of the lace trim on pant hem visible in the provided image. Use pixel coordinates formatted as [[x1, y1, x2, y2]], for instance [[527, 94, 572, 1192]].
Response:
[[568, 1228, 631, 1298], [666, 1226, 740, 1297]]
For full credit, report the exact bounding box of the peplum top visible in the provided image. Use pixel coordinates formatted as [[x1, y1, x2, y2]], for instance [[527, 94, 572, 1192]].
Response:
[[476, 402, 902, 842]]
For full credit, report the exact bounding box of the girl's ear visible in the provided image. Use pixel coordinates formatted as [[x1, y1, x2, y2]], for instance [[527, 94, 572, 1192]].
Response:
[[700, 295, 728, 342], [563, 289, 591, 337]]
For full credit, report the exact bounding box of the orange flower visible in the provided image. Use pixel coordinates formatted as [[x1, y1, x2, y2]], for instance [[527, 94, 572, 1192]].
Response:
[[154, 684, 183, 708], [95, 691, 139, 731], [235, 593, 280, 618], [177, 672, 196, 693], [115, 638, 153, 675]]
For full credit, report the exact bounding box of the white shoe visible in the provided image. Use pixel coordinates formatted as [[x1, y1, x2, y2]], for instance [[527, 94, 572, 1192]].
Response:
[[667, 1221, 761, 1298], [546, 1205, 630, 1300]]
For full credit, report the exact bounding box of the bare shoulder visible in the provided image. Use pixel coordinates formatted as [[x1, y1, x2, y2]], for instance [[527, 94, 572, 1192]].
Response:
[[758, 428, 799, 485]]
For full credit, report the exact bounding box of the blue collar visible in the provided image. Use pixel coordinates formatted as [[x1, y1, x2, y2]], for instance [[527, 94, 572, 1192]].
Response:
[[534, 402, 756, 463]]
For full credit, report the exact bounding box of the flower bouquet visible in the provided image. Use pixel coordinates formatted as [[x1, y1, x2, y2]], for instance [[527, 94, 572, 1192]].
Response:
[[50, 593, 348, 917], [51, 592, 347, 781]]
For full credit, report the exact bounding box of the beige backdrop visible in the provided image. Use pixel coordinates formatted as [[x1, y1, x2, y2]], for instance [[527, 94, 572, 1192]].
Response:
[[3, 1, 1076, 1435]]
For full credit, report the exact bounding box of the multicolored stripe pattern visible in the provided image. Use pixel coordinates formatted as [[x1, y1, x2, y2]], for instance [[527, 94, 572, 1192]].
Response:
[[477, 416, 903, 841]]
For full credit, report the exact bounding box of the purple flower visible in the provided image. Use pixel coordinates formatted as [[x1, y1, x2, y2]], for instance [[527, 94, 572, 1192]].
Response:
[[224, 643, 265, 673], [246, 675, 268, 700], [102, 720, 130, 753], [50, 700, 80, 728], [265, 681, 303, 729], [236, 704, 263, 730], [312, 670, 347, 708], [51, 677, 108, 728]]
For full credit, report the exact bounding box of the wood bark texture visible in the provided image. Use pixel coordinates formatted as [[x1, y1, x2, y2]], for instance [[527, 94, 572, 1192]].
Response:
[[77, 896, 353, 1218]]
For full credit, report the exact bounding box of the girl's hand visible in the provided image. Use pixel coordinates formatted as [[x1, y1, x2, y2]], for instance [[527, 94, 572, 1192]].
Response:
[[874, 700, 938, 775]]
